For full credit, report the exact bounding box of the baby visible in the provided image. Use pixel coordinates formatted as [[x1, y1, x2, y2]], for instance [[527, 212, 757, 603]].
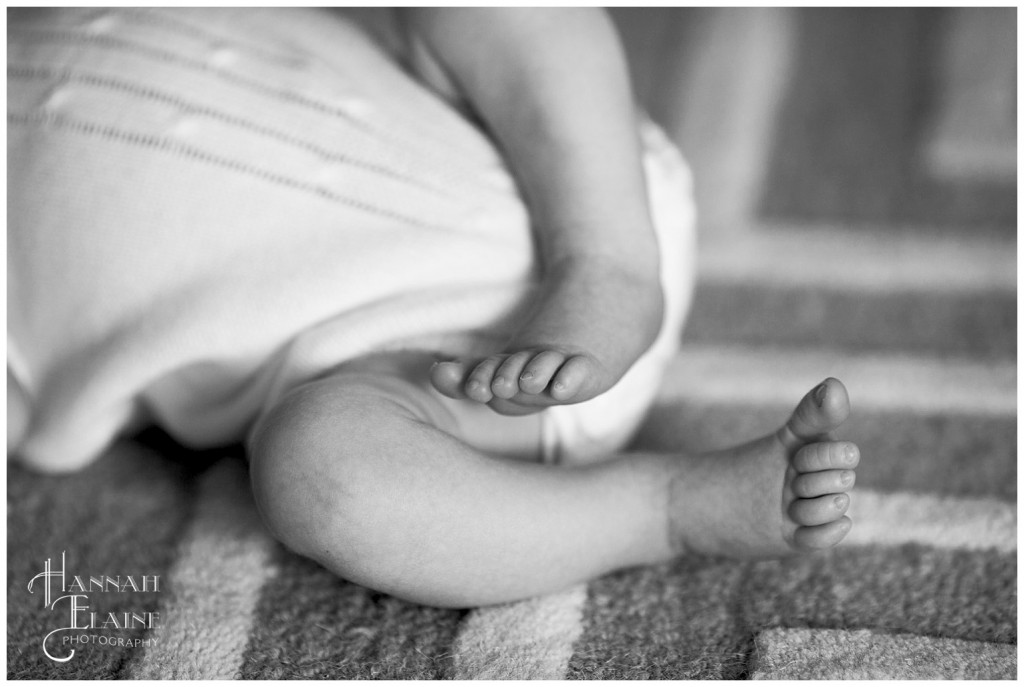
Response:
[[8, 8, 859, 608]]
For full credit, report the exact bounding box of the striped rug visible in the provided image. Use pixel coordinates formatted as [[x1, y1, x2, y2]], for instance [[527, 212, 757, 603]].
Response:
[[7, 7, 1016, 680]]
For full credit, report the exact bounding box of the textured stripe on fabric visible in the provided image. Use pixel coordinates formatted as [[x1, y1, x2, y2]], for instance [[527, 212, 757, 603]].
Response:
[[658, 344, 1017, 415], [8, 65, 451, 196], [126, 458, 278, 680], [569, 546, 1015, 679], [685, 282, 1015, 359], [238, 550, 465, 679], [847, 489, 1016, 553], [749, 628, 1017, 680], [8, 111, 440, 228], [570, 559, 750, 680], [697, 229, 1016, 293], [738, 547, 1017, 643], [6, 444, 194, 679], [451, 584, 587, 679]]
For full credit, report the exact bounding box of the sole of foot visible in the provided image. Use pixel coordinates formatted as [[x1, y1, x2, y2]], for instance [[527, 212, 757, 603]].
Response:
[[430, 347, 606, 414], [430, 259, 665, 415]]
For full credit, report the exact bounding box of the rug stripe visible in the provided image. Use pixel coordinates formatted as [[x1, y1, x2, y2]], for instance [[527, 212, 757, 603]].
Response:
[[126, 457, 277, 679], [659, 345, 1016, 416], [570, 559, 750, 680], [686, 282, 1014, 359], [637, 402, 1016, 500], [698, 228, 1015, 293], [6, 443, 193, 679], [450, 584, 587, 679], [847, 489, 1016, 553], [569, 545, 1015, 679], [238, 550, 465, 679], [750, 628, 1017, 679], [739, 546, 1016, 644]]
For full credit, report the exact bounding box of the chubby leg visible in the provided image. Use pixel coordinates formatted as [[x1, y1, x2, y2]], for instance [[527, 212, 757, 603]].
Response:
[[248, 364, 674, 607], [249, 364, 857, 608]]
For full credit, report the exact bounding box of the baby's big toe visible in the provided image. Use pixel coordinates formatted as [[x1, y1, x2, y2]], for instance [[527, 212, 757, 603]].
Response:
[[430, 361, 470, 400], [550, 355, 596, 402], [778, 378, 851, 450]]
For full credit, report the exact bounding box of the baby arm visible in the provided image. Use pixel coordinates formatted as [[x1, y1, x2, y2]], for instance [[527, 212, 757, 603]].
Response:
[[400, 8, 664, 414]]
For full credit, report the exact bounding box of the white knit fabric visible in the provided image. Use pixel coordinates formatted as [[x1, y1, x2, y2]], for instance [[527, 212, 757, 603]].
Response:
[[8, 8, 695, 471]]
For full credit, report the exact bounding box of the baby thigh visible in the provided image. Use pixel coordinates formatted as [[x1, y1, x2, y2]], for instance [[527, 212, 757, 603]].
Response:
[[248, 368, 464, 594]]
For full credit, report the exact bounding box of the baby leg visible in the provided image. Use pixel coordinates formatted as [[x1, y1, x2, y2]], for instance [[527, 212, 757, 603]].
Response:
[[249, 361, 857, 608], [248, 360, 676, 607]]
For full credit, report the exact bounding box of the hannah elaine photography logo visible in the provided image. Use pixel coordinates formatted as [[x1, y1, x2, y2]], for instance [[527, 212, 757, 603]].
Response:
[[27, 551, 163, 663]]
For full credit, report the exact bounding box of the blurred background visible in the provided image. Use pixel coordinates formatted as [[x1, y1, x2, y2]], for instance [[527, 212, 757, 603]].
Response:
[[607, 8, 1016, 479], [614, 6, 1016, 353], [616, 7, 1015, 234]]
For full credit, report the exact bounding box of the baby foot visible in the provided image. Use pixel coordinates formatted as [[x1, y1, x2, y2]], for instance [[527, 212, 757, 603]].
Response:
[[669, 378, 859, 558], [431, 259, 664, 414], [433, 347, 603, 409]]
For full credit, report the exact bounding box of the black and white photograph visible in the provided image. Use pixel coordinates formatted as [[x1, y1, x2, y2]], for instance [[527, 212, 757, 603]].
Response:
[[6, 5, 1016, 680]]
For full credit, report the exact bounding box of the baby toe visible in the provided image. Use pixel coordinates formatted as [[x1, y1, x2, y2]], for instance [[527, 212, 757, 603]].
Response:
[[430, 361, 470, 400], [789, 492, 850, 527], [550, 355, 593, 402], [792, 441, 859, 473], [791, 469, 855, 498], [492, 352, 532, 399], [779, 378, 851, 449], [792, 517, 852, 550], [519, 350, 566, 394], [466, 356, 503, 403]]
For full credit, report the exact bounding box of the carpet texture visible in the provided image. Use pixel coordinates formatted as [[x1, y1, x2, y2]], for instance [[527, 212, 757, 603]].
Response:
[[7, 7, 1016, 680], [750, 628, 1018, 680]]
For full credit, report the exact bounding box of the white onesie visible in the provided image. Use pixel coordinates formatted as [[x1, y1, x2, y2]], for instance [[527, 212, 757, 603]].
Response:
[[8, 8, 696, 472]]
